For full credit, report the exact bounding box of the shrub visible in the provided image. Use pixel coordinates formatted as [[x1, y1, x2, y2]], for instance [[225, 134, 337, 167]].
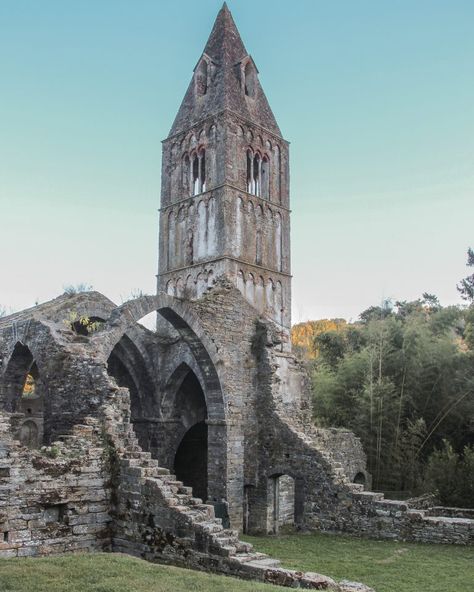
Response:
[[425, 440, 474, 508]]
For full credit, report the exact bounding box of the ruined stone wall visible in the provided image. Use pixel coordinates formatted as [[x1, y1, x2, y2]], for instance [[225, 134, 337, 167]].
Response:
[[311, 428, 371, 488], [0, 414, 111, 558], [1, 289, 472, 561], [254, 322, 474, 545], [0, 292, 117, 442]]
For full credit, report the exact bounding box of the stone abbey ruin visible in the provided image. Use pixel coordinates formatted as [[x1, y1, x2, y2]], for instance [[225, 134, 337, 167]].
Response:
[[0, 4, 472, 590]]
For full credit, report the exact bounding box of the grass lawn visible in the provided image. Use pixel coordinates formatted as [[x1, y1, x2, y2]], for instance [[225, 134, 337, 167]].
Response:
[[0, 534, 472, 592], [0, 553, 287, 592], [244, 532, 474, 592]]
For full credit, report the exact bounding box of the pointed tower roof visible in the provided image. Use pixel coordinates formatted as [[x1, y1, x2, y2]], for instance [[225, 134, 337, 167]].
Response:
[[168, 3, 282, 137], [202, 2, 247, 67]]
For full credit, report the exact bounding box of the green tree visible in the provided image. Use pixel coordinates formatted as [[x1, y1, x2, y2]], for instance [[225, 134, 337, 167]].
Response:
[[310, 295, 474, 495], [457, 247, 474, 303], [425, 441, 474, 508]]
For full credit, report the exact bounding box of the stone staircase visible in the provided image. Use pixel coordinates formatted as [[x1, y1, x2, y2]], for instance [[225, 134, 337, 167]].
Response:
[[101, 391, 376, 588], [103, 391, 284, 571]]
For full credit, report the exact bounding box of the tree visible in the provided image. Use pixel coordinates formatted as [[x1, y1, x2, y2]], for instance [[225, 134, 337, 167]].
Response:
[[425, 441, 474, 508], [359, 300, 393, 324], [457, 248, 474, 303], [0, 306, 6, 318], [291, 319, 346, 359], [310, 294, 474, 495]]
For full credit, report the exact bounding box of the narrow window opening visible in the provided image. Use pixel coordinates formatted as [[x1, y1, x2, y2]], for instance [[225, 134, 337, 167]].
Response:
[[195, 60, 208, 96], [192, 149, 206, 196], [261, 156, 270, 199], [182, 154, 190, 196], [253, 154, 261, 197], [3, 531, 8, 542], [192, 154, 199, 195], [244, 62, 256, 97], [200, 150, 206, 192], [247, 150, 254, 193]]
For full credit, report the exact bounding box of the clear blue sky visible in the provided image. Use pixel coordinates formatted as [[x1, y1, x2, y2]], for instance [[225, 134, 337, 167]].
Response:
[[0, 0, 473, 323]]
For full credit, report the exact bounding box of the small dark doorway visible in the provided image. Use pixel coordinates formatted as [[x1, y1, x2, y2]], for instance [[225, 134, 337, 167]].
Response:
[[174, 420, 208, 501], [354, 472, 366, 488]]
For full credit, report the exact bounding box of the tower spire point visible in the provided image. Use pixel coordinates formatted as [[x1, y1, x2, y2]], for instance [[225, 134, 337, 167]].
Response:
[[169, 4, 281, 137]]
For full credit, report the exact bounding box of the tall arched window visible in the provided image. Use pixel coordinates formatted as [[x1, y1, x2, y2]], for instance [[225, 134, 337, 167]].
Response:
[[253, 153, 261, 196], [247, 150, 270, 198], [247, 150, 254, 194], [261, 156, 270, 199], [191, 149, 206, 196]]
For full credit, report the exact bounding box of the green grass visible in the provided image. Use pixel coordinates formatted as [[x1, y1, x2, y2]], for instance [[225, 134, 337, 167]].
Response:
[[0, 553, 287, 592], [1, 534, 473, 592], [243, 532, 474, 592]]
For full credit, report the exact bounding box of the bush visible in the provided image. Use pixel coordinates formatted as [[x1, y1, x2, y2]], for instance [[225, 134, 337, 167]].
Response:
[[425, 440, 474, 508]]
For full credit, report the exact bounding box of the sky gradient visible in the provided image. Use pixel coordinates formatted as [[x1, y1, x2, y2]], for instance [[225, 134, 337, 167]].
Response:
[[1, 0, 473, 323]]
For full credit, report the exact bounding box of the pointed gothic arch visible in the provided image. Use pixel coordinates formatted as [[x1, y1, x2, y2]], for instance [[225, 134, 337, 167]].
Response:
[[99, 294, 228, 502], [0, 342, 44, 448], [1, 342, 35, 412], [107, 333, 157, 451], [160, 362, 209, 501]]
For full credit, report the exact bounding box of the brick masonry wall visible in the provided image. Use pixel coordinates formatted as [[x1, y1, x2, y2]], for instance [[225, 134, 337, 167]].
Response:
[[0, 414, 111, 558]]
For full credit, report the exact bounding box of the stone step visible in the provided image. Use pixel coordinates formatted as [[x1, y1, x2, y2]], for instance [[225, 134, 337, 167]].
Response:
[[193, 503, 215, 518], [212, 536, 235, 547], [215, 528, 239, 539], [232, 552, 269, 564], [215, 544, 237, 557], [199, 520, 225, 533], [235, 540, 253, 554], [244, 557, 281, 568], [352, 491, 384, 502]]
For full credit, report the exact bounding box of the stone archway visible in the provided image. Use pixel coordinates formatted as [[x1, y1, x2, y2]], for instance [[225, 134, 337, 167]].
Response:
[[1, 342, 34, 412], [107, 333, 157, 452], [99, 294, 229, 507], [174, 421, 208, 501], [0, 342, 44, 447], [353, 471, 367, 488], [161, 365, 209, 500]]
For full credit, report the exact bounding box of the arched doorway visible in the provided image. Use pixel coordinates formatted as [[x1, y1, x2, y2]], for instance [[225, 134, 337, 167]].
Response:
[[164, 366, 208, 501], [354, 471, 367, 488], [174, 421, 208, 501], [1, 343, 44, 448]]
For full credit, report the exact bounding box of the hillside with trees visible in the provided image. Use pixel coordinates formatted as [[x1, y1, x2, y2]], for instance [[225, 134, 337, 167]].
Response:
[[293, 250, 474, 507]]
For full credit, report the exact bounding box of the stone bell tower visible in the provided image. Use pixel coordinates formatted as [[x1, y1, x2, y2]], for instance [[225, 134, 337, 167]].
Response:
[[157, 3, 291, 330]]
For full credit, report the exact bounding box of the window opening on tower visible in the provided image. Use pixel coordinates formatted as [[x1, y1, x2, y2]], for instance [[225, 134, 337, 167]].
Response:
[[247, 150, 269, 198], [191, 149, 206, 196]]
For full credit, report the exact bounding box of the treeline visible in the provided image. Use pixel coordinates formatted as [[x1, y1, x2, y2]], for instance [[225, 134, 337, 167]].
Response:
[[292, 250, 474, 507]]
